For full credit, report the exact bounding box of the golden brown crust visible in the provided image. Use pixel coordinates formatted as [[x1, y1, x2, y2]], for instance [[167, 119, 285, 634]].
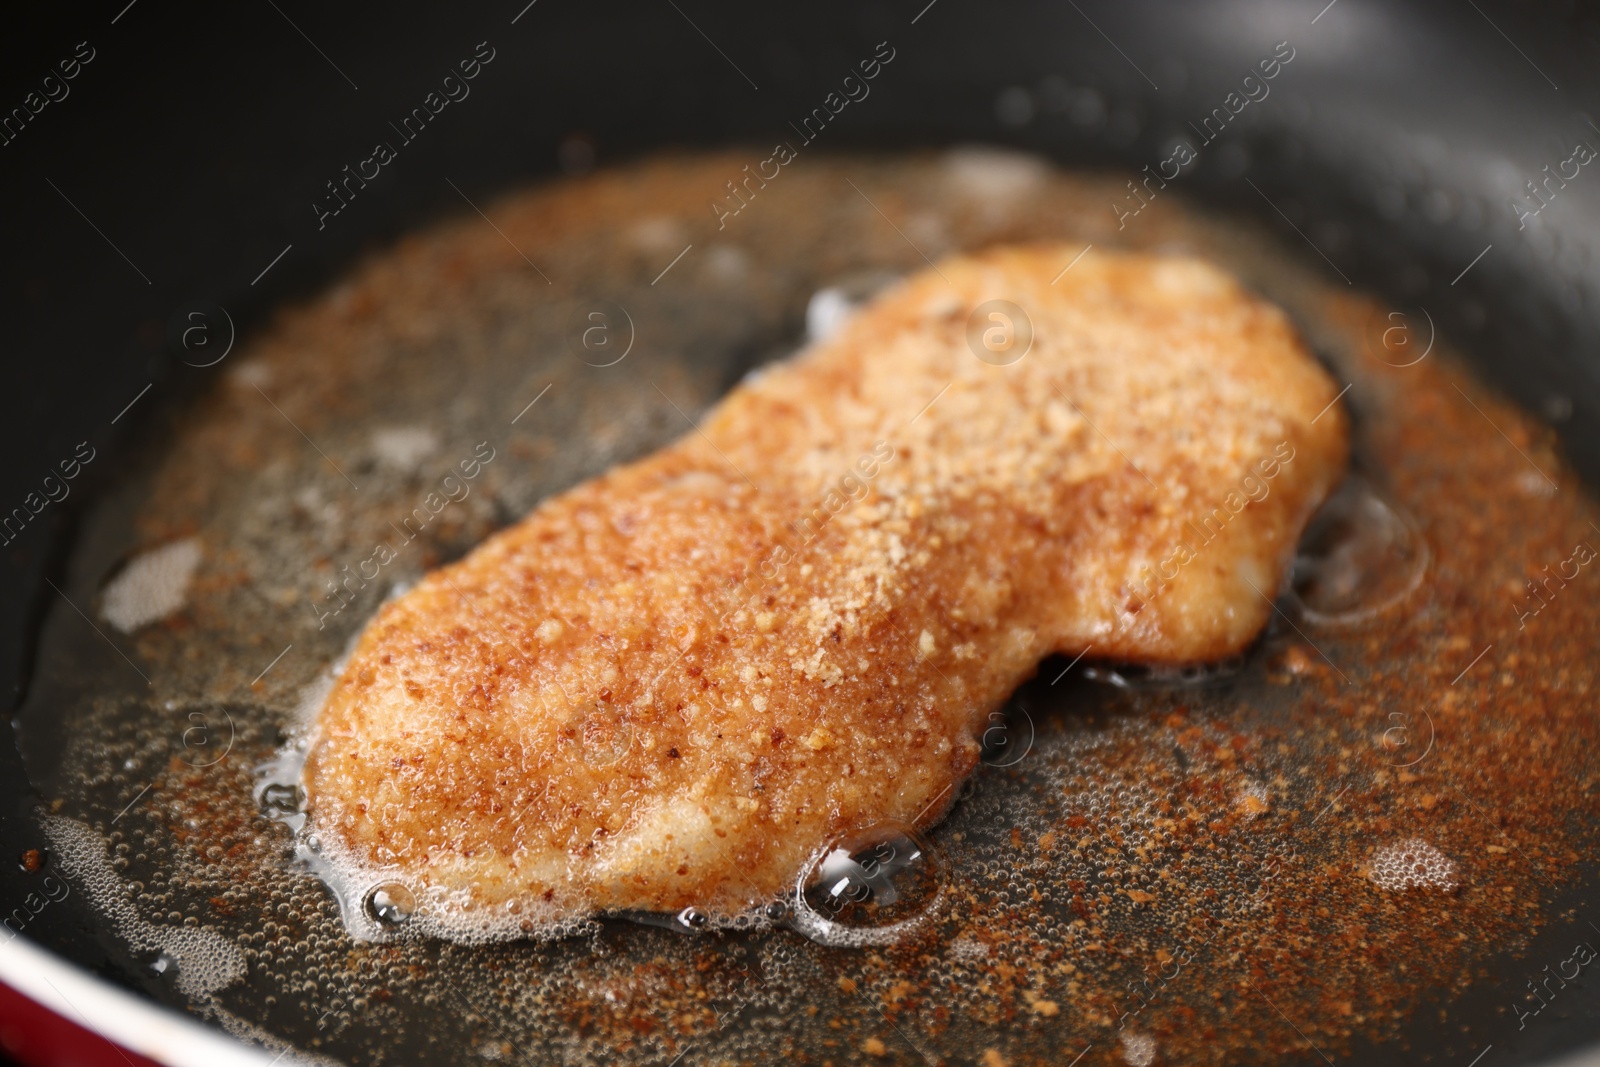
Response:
[[303, 246, 1348, 920]]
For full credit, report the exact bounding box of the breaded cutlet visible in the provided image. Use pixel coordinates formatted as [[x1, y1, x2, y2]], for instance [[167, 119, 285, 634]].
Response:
[[304, 247, 1348, 922]]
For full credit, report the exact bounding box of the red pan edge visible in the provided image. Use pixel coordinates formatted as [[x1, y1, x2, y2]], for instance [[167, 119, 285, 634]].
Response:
[[0, 935, 268, 1067]]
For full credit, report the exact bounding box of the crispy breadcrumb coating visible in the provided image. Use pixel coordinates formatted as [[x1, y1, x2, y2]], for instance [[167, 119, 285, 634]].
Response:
[[304, 247, 1348, 920]]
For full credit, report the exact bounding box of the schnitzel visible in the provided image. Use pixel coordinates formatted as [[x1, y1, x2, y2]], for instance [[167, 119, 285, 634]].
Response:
[[303, 247, 1348, 925]]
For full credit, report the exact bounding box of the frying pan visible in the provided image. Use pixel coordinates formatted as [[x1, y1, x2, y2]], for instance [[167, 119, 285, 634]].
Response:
[[3, 0, 1600, 1064]]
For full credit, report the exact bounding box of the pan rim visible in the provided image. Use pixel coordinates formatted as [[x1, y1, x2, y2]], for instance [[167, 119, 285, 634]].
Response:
[[0, 932, 272, 1067]]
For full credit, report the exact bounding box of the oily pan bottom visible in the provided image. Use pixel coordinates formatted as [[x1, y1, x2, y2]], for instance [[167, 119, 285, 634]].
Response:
[[10, 153, 1600, 1067]]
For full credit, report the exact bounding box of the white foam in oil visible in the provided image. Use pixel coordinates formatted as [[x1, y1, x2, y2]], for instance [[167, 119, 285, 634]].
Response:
[[258, 614, 607, 945], [43, 815, 246, 1000], [1368, 838, 1459, 892], [100, 538, 203, 633]]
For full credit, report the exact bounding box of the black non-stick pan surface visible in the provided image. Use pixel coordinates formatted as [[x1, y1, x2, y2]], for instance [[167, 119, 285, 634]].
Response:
[[4, 2, 1600, 1065]]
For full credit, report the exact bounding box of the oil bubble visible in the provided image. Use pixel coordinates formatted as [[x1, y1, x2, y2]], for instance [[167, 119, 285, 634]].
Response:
[[258, 782, 303, 816], [790, 823, 944, 947], [364, 883, 417, 927], [1290, 478, 1428, 626], [607, 906, 715, 936]]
